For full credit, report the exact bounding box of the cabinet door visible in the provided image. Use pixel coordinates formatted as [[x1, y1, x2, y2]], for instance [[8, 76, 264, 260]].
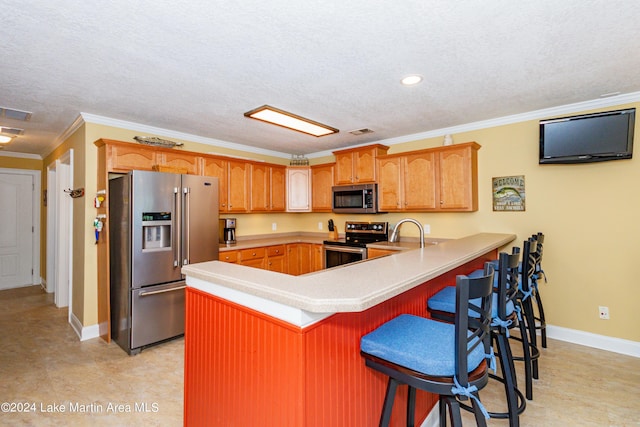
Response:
[[227, 160, 250, 212], [367, 248, 396, 259], [270, 166, 287, 211], [286, 244, 301, 276], [404, 152, 438, 210], [334, 152, 354, 185], [160, 152, 200, 175], [354, 148, 377, 183], [250, 163, 269, 211], [311, 163, 334, 212], [377, 157, 403, 211], [438, 146, 476, 211], [109, 144, 157, 172], [286, 167, 311, 212], [201, 157, 228, 211], [311, 244, 323, 272], [297, 243, 313, 275]]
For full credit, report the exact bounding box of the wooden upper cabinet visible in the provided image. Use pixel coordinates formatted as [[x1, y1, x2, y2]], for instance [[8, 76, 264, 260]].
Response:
[[333, 144, 389, 184], [377, 156, 402, 211], [250, 163, 269, 211], [438, 143, 479, 211], [105, 141, 158, 172], [270, 166, 286, 211], [201, 156, 228, 211], [310, 163, 334, 212], [286, 167, 311, 212], [404, 151, 438, 210], [227, 160, 250, 212], [376, 142, 479, 212], [251, 163, 287, 212], [158, 151, 200, 175]]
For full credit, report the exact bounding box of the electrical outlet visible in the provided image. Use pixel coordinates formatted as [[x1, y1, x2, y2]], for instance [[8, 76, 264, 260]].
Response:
[[423, 224, 431, 234], [318, 221, 323, 230], [272, 222, 277, 231], [599, 306, 610, 320]]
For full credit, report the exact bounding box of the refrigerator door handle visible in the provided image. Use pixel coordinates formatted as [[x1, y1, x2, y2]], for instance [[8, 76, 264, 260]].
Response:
[[138, 285, 187, 297], [173, 187, 180, 268], [183, 186, 190, 266]]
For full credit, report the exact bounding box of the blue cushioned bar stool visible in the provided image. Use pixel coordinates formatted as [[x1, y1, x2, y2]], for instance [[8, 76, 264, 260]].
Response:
[[427, 250, 526, 426], [510, 238, 541, 399], [530, 232, 548, 348], [360, 263, 495, 427]]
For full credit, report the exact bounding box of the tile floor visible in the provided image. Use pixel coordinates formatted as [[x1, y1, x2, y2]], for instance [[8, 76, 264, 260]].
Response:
[[1, 285, 639, 426]]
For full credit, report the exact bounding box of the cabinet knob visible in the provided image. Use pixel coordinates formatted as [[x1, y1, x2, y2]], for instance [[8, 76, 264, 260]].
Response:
[[252, 252, 257, 256]]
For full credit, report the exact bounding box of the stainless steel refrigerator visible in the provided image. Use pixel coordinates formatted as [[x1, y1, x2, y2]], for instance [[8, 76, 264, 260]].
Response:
[[109, 170, 219, 355]]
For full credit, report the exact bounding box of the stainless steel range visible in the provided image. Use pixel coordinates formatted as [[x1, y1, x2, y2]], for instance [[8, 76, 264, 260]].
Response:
[[323, 221, 388, 269]]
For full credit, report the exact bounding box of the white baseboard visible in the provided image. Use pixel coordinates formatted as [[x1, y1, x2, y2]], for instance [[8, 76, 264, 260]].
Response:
[[69, 312, 101, 341], [546, 324, 640, 358]]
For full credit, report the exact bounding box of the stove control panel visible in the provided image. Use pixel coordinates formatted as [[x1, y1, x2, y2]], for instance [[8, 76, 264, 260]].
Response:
[[345, 221, 388, 234]]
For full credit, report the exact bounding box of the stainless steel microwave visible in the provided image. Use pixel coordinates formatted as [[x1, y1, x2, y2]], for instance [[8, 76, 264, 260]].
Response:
[[332, 183, 381, 214]]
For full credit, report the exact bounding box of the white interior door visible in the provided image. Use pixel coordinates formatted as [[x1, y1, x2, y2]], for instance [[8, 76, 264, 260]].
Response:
[[0, 173, 34, 289]]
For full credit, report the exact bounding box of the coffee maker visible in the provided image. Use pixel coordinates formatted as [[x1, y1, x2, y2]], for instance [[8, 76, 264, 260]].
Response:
[[219, 218, 236, 245]]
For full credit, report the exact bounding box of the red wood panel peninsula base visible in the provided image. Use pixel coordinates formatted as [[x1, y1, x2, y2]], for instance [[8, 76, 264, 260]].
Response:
[[184, 253, 495, 426]]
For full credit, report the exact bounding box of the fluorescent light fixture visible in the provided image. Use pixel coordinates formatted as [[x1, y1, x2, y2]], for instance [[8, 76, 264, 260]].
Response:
[[244, 105, 338, 137], [0, 135, 12, 143], [401, 75, 423, 86]]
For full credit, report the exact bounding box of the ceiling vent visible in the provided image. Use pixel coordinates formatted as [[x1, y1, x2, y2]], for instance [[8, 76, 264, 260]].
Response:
[[0, 107, 32, 121], [349, 128, 375, 135], [0, 126, 24, 135]]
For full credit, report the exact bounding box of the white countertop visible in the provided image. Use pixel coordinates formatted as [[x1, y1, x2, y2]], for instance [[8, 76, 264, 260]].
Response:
[[183, 233, 515, 322]]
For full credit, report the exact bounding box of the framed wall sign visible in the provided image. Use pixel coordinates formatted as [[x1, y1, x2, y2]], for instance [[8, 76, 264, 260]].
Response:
[[493, 175, 525, 211]]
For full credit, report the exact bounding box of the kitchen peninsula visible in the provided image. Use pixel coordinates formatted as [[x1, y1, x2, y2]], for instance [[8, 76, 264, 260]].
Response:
[[182, 233, 515, 426]]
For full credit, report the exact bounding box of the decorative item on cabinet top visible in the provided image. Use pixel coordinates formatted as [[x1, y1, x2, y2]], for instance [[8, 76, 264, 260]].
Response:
[[134, 136, 184, 148]]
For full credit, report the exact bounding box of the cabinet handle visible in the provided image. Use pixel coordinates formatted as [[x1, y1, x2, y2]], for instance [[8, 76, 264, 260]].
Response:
[[252, 252, 257, 256]]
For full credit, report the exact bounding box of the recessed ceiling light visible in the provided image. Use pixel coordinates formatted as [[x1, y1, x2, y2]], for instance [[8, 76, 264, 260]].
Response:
[[0, 135, 13, 144], [244, 105, 338, 137], [401, 75, 423, 86]]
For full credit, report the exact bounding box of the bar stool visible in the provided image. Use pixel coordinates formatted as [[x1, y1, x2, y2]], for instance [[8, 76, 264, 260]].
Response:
[[427, 250, 526, 426], [512, 238, 541, 398], [360, 263, 495, 427], [530, 232, 548, 348]]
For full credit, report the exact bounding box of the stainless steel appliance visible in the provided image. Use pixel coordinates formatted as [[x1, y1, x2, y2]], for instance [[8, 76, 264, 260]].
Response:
[[219, 218, 236, 244], [323, 221, 388, 269], [109, 170, 219, 355], [332, 183, 381, 214]]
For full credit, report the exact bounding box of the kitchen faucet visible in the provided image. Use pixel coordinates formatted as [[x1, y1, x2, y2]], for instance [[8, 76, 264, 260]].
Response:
[[389, 218, 425, 248]]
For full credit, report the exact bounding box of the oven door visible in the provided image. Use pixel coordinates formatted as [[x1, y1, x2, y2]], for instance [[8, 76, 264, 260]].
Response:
[[323, 245, 367, 269]]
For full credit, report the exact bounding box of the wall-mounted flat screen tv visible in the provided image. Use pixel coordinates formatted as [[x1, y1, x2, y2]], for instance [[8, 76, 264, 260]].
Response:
[[539, 108, 635, 164]]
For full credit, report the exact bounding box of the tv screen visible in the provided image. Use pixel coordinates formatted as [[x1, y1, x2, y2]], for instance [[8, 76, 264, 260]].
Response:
[[539, 108, 635, 164]]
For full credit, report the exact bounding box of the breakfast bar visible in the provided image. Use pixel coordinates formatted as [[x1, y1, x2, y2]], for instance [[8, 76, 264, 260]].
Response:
[[182, 233, 515, 426]]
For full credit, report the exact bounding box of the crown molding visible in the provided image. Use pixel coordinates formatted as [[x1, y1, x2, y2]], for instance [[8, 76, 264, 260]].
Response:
[[80, 113, 292, 159], [0, 150, 42, 160], [310, 91, 640, 158], [49, 92, 640, 161]]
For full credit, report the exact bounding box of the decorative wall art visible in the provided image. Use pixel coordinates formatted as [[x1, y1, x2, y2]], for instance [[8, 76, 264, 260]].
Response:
[[492, 175, 525, 211]]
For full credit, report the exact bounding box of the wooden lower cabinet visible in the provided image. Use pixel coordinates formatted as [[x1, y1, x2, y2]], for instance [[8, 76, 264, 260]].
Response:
[[287, 243, 323, 275], [266, 245, 287, 273], [219, 250, 239, 263], [367, 248, 397, 259], [239, 247, 267, 269], [220, 243, 322, 275]]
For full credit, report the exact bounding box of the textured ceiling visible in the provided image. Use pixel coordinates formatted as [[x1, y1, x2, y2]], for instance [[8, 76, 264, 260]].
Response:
[[1, 1, 640, 158]]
